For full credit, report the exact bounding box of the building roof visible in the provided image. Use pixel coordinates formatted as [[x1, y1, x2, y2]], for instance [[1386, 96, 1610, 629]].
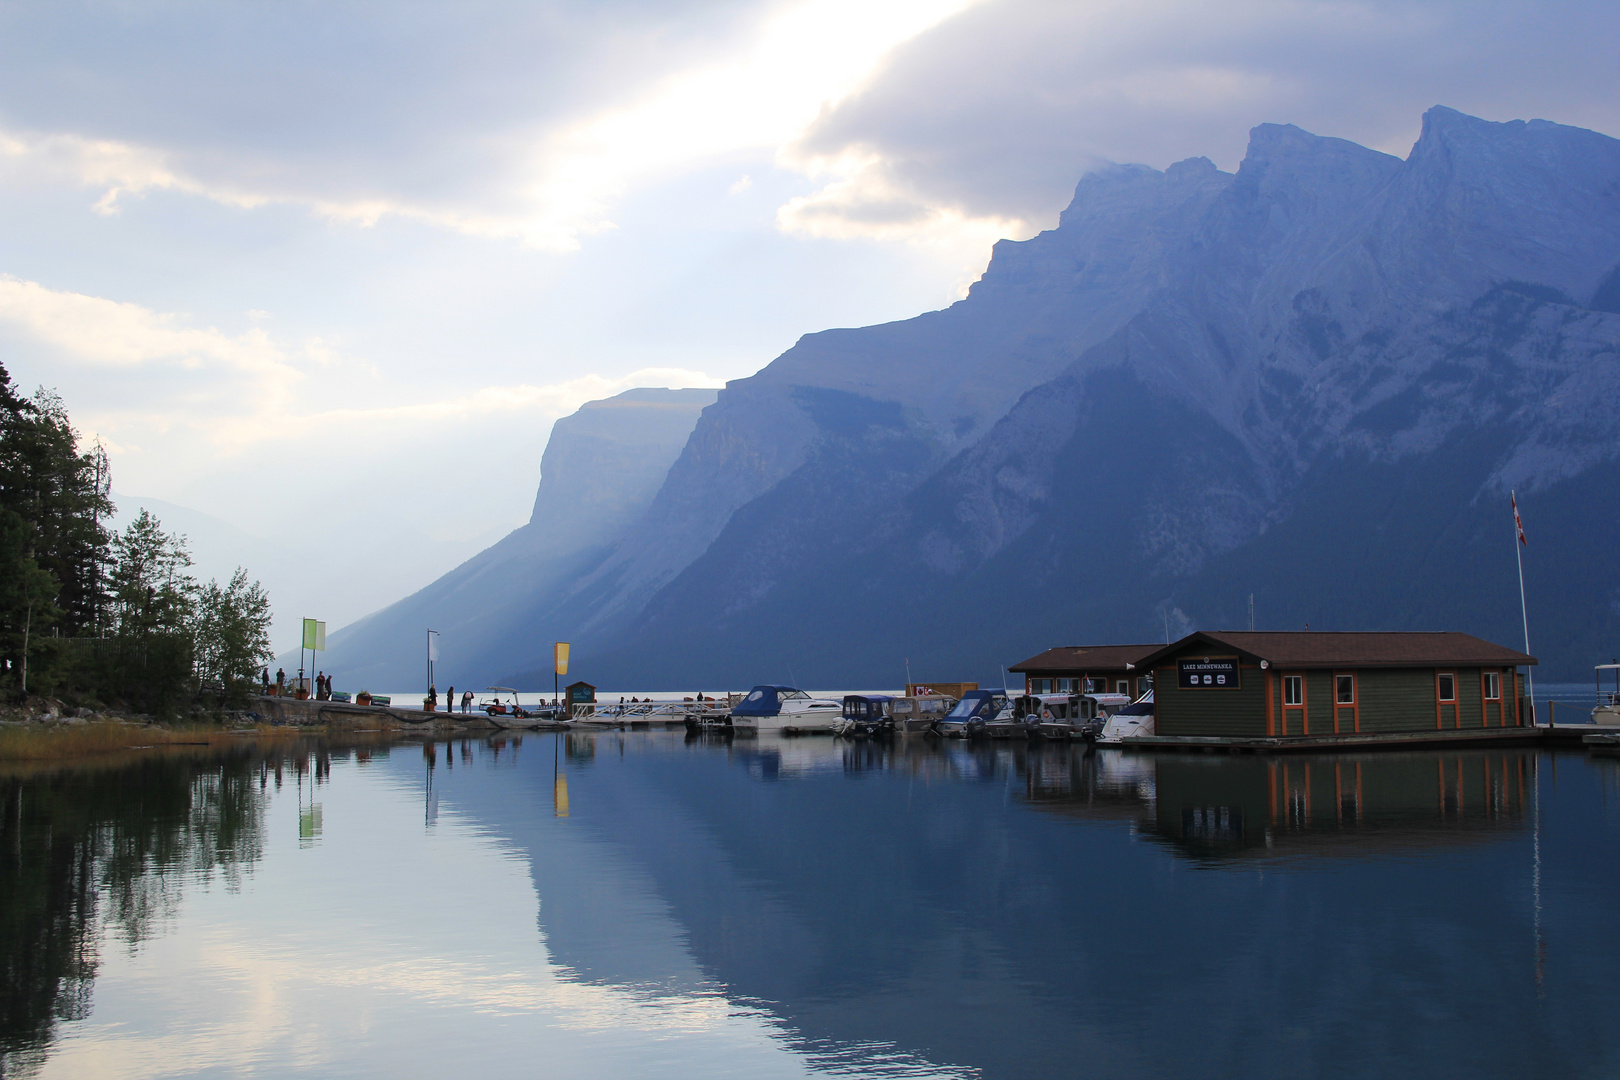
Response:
[[1137, 631, 1536, 670], [1009, 644, 1164, 673]]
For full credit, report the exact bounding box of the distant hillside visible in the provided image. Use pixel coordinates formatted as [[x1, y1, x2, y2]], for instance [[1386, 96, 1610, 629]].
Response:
[[321, 387, 717, 689], [335, 108, 1620, 690]]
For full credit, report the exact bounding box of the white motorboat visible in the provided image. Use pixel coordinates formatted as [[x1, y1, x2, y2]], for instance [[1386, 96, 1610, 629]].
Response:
[[728, 685, 844, 733], [1594, 663, 1620, 725], [1095, 690, 1155, 744]]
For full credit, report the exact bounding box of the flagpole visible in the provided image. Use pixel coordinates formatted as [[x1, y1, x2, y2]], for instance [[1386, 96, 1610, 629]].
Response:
[[1513, 491, 1536, 724]]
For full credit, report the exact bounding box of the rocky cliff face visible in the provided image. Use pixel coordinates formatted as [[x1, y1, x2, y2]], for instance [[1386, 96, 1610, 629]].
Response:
[[553, 107, 1620, 687], [341, 107, 1620, 689]]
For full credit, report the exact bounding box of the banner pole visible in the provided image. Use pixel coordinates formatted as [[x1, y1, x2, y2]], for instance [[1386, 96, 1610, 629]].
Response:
[[1513, 491, 1536, 724]]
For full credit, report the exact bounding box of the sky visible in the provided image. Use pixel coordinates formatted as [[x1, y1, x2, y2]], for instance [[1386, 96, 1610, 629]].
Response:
[[2, 0, 1617, 653]]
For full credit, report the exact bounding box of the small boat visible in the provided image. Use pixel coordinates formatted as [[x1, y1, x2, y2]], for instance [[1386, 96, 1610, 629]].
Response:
[[985, 695, 1042, 739], [1095, 690, 1155, 744], [834, 695, 895, 737], [1020, 692, 1131, 740], [728, 685, 844, 734], [933, 689, 1012, 738], [889, 694, 956, 733], [1595, 663, 1620, 726]]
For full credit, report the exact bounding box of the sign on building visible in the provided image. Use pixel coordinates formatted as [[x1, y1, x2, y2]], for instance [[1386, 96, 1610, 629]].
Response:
[[1178, 657, 1239, 689]]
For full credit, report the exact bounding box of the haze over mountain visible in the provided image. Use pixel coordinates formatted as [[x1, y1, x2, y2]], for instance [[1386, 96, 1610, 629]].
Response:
[[325, 387, 717, 689], [327, 107, 1620, 690]]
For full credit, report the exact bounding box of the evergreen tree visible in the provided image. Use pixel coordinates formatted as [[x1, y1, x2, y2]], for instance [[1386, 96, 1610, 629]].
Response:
[[192, 569, 274, 699], [107, 510, 196, 637], [0, 508, 59, 694], [0, 368, 112, 636]]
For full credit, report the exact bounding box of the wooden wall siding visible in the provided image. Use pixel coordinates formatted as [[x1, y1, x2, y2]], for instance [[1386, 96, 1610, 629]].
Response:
[[1306, 671, 1335, 734], [1155, 665, 1268, 738], [1357, 669, 1449, 734], [1159, 656, 1532, 738]]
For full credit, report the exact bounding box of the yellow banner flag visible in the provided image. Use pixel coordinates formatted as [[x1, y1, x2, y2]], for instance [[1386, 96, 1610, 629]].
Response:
[[554, 642, 569, 675], [302, 619, 325, 651]]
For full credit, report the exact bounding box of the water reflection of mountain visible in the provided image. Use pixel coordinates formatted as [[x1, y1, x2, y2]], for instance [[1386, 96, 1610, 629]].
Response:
[[0, 743, 348, 1076], [437, 734, 1574, 1079]]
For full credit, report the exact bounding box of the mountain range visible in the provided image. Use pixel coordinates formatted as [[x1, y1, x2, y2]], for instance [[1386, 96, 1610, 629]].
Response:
[[325, 107, 1620, 690]]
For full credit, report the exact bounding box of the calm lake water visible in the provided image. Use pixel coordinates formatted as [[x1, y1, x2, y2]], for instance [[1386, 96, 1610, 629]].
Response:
[[5, 732, 1620, 1079]]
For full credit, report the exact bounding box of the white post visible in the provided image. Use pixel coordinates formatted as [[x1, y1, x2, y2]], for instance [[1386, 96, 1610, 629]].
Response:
[[1513, 490, 1536, 724]]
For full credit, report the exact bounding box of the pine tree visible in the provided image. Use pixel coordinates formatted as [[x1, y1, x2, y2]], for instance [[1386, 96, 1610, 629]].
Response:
[[0, 369, 112, 636], [107, 510, 196, 637]]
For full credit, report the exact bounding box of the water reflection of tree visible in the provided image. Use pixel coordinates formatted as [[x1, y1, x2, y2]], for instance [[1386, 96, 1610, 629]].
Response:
[[0, 750, 268, 1073]]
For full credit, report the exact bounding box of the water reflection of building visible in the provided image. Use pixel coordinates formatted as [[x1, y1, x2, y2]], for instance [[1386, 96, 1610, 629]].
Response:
[[1016, 747, 1531, 862], [439, 734, 1566, 1080]]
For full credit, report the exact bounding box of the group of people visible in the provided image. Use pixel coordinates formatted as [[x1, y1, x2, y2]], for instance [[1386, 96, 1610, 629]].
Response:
[[427, 685, 477, 713], [258, 667, 335, 699]]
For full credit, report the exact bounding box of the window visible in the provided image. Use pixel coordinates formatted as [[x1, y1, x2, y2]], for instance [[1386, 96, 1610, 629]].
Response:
[[1057, 678, 1073, 693], [1117, 680, 1129, 695], [1031, 678, 1051, 694], [1484, 672, 1501, 700], [1284, 675, 1303, 706], [1335, 674, 1355, 705], [1437, 673, 1456, 702]]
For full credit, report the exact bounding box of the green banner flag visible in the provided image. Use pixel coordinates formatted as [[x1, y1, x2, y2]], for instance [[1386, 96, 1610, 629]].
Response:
[[302, 618, 326, 651]]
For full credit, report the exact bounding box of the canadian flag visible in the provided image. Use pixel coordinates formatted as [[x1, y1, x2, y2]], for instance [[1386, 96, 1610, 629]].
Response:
[[1512, 491, 1527, 546]]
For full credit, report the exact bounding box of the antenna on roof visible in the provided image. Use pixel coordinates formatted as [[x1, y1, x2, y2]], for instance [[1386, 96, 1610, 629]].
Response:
[[1248, 593, 1255, 632], [1163, 609, 1170, 644]]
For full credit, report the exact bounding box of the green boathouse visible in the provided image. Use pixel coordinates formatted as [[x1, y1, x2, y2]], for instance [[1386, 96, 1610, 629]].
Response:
[[1138, 631, 1536, 739]]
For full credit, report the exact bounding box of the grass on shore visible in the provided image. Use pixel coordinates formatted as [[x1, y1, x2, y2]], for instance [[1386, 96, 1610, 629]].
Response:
[[0, 721, 301, 761]]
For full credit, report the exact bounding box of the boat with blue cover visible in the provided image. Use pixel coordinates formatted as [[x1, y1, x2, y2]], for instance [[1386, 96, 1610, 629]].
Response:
[[728, 685, 844, 733], [933, 689, 1012, 738]]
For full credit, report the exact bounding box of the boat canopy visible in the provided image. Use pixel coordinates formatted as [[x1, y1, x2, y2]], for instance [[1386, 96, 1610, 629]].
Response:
[[842, 694, 895, 719], [732, 685, 799, 717], [945, 689, 1003, 719]]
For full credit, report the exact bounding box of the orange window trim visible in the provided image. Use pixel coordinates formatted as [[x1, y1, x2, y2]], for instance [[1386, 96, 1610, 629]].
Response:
[[1266, 670, 1275, 737], [1333, 671, 1360, 734]]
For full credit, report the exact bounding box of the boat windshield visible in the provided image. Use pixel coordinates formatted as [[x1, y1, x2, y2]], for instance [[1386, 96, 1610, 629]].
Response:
[[1113, 702, 1154, 717], [946, 694, 986, 718], [783, 689, 811, 699]]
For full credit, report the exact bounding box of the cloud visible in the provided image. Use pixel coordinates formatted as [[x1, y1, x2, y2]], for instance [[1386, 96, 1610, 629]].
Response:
[[0, 275, 722, 452], [784, 0, 1620, 238], [0, 0, 976, 252]]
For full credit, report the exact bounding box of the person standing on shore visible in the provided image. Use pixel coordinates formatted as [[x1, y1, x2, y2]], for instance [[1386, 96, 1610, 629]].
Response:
[[446, 686, 454, 716], [428, 684, 438, 712], [261, 667, 270, 694], [462, 689, 473, 713], [276, 668, 285, 694]]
